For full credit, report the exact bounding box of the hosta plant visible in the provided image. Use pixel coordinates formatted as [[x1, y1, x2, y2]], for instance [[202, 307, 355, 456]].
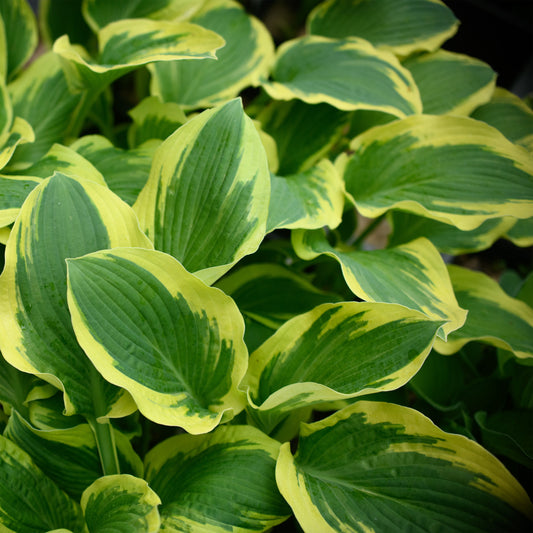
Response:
[[0, 0, 532, 531]]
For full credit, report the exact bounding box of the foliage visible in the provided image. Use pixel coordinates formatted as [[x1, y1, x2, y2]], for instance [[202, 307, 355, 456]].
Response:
[[0, 0, 532, 531]]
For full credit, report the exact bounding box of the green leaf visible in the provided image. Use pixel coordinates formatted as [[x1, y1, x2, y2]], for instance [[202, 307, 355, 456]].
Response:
[[67, 247, 248, 433], [293, 230, 466, 338], [308, 0, 458, 57], [7, 51, 82, 166], [435, 265, 533, 360], [215, 263, 341, 329], [257, 99, 349, 175], [341, 114, 533, 230], [243, 302, 442, 414], [0, 174, 41, 227], [81, 474, 161, 533], [268, 160, 344, 232], [277, 401, 533, 532], [145, 425, 291, 532], [83, 0, 202, 32], [263, 35, 422, 117], [150, 0, 274, 109], [4, 410, 143, 499], [127, 96, 186, 148], [0, 173, 153, 418], [471, 87, 533, 145], [0, 434, 84, 532], [402, 50, 496, 115], [53, 18, 225, 94], [71, 135, 157, 205], [506, 216, 533, 247], [39, 0, 93, 48], [388, 211, 514, 255], [134, 98, 270, 284], [0, 0, 38, 81]]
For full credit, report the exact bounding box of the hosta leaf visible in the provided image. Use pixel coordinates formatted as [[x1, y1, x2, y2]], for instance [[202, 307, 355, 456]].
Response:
[[71, 135, 157, 205], [0, 435, 84, 532], [134, 98, 270, 284], [145, 425, 291, 532], [127, 96, 186, 148], [263, 35, 422, 117], [243, 302, 442, 414], [402, 50, 496, 116], [0, 173, 152, 418], [435, 265, 533, 359], [293, 230, 466, 338], [0, 78, 12, 135], [471, 87, 533, 145], [388, 211, 515, 255], [308, 0, 458, 57], [267, 160, 344, 232], [67, 247, 248, 433], [54, 18, 224, 93], [4, 411, 143, 499], [342, 114, 533, 230], [257, 99, 349, 175], [81, 475, 161, 533], [150, 0, 274, 109], [83, 0, 202, 32], [215, 263, 341, 329], [506, 216, 533, 247], [7, 51, 82, 166], [0, 0, 38, 80], [40, 0, 93, 47], [0, 174, 41, 227], [0, 117, 34, 171], [277, 401, 533, 532]]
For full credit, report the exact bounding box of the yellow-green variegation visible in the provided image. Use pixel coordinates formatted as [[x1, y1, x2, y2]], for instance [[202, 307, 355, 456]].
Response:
[[263, 35, 422, 117], [277, 401, 533, 532], [0, 173, 152, 420], [150, 0, 275, 110], [133, 98, 270, 284], [341, 114, 533, 230], [307, 0, 459, 57], [66, 247, 248, 433], [243, 302, 443, 414], [293, 230, 466, 338], [81, 475, 161, 533], [144, 425, 291, 531], [402, 49, 496, 115], [435, 265, 533, 359]]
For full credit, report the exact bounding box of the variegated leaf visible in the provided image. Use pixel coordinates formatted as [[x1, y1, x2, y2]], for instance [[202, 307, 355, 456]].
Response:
[[263, 35, 422, 117], [67, 247, 248, 433], [145, 425, 291, 532], [40, 0, 92, 48], [388, 211, 515, 255], [243, 302, 442, 414], [81, 475, 161, 533], [435, 265, 533, 359], [342, 114, 533, 230], [127, 96, 186, 148], [71, 135, 157, 205], [307, 0, 458, 57], [0, 173, 152, 418], [506, 217, 533, 247], [293, 230, 466, 338], [7, 51, 81, 166], [277, 401, 533, 532], [471, 87, 533, 146], [267, 159, 344, 232], [0, 0, 38, 80], [5, 410, 143, 499], [0, 174, 40, 227], [134, 98, 270, 284], [402, 49, 496, 115], [257, 99, 349, 175], [83, 0, 202, 31], [150, 0, 274, 109], [0, 435, 84, 532], [53, 18, 224, 93]]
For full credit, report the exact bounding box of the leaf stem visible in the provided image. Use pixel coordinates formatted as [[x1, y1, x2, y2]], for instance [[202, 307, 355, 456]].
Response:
[[88, 415, 120, 476], [350, 213, 386, 249]]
